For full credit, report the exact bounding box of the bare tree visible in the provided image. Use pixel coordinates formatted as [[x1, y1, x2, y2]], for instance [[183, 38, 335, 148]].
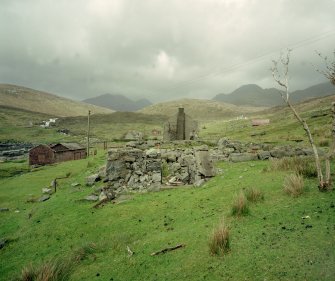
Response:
[[316, 50, 335, 155], [316, 50, 335, 85], [271, 49, 330, 191]]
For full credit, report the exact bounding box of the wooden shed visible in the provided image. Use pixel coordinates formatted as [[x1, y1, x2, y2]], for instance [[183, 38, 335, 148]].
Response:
[[29, 143, 86, 166]]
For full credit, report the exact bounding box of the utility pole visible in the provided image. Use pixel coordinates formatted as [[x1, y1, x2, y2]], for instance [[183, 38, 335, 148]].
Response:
[[87, 110, 91, 158]]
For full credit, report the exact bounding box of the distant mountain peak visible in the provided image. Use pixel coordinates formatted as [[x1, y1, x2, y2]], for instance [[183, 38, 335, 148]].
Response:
[[83, 93, 152, 112], [213, 82, 334, 107]]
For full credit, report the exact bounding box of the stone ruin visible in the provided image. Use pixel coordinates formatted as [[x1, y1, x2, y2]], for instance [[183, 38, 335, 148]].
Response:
[[104, 145, 216, 193], [163, 108, 198, 141]]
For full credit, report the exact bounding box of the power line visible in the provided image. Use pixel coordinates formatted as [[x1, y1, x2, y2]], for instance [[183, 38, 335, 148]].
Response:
[[153, 29, 335, 93]]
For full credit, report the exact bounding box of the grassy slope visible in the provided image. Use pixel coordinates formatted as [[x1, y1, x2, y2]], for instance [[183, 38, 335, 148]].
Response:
[[0, 153, 334, 280], [0, 107, 166, 143], [1, 95, 333, 146], [0, 84, 113, 117], [138, 98, 265, 120], [200, 95, 334, 146]]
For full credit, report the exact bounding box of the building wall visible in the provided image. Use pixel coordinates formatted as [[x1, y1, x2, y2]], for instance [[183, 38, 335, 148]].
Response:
[[54, 149, 86, 162], [29, 145, 54, 165], [29, 145, 86, 166]]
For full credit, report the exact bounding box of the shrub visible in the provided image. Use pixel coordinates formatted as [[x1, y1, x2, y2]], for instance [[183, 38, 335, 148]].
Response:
[[245, 187, 264, 203], [209, 220, 230, 255], [283, 173, 305, 197], [231, 192, 249, 216]]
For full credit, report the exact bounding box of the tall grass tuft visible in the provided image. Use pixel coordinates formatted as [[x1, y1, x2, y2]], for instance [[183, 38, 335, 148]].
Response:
[[245, 187, 264, 203], [209, 220, 230, 255], [267, 157, 317, 178], [231, 192, 249, 216], [14, 243, 100, 281], [283, 173, 305, 197], [16, 258, 73, 281]]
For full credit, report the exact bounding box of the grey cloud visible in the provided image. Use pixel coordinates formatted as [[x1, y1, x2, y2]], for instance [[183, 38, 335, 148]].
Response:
[[0, 0, 334, 102]]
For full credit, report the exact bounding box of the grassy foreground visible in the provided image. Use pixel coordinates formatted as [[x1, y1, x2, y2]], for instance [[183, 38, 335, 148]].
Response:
[[0, 153, 335, 280]]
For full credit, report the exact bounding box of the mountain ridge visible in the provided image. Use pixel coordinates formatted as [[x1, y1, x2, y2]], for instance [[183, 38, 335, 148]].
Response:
[[213, 82, 334, 106], [83, 93, 152, 112]]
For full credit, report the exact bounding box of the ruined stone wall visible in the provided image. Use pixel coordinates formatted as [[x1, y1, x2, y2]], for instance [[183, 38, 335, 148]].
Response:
[[105, 146, 215, 192], [210, 138, 323, 162]]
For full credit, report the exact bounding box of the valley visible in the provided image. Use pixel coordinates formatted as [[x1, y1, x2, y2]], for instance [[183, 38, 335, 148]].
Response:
[[0, 84, 334, 281]]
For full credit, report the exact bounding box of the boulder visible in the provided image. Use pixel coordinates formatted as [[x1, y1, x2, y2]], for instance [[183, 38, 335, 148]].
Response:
[[195, 150, 216, 177], [230, 153, 258, 162], [258, 151, 271, 160], [270, 149, 289, 159], [86, 174, 101, 186]]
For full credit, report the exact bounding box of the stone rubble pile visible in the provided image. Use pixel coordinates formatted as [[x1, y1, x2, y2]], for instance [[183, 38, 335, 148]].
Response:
[[102, 145, 216, 194], [210, 138, 320, 162]]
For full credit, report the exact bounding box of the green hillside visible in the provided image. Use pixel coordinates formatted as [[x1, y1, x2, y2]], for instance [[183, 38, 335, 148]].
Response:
[[0, 84, 114, 117], [0, 153, 334, 280], [138, 98, 265, 120]]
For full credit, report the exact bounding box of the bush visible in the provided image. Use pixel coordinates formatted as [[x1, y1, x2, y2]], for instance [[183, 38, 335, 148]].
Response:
[[209, 220, 230, 255], [245, 187, 264, 203], [283, 173, 305, 197], [231, 192, 249, 216]]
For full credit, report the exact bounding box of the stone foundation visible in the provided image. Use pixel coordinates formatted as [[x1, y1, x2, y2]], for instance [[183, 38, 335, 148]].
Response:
[[105, 145, 216, 192]]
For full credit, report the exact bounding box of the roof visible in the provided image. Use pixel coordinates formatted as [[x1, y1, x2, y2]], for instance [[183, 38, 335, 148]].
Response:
[[50, 143, 85, 151]]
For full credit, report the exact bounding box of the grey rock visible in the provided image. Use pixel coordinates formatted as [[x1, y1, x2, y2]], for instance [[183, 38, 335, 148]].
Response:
[[258, 151, 271, 160], [86, 174, 101, 186], [42, 188, 53, 194], [270, 150, 289, 158], [145, 148, 159, 158], [71, 182, 81, 187], [195, 150, 216, 177], [38, 195, 50, 202], [152, 173, 162, 183], [230, 153, 258, 162], [146, 160, 161, 172], [171, 162, 181, 172], [99, 192, 108, 201], [85, 195, 99, 201], [193, 179, 205, 187]]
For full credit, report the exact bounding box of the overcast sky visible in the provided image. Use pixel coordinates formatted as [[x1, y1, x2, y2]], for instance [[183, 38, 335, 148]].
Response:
[[0, 0, 334, 102]]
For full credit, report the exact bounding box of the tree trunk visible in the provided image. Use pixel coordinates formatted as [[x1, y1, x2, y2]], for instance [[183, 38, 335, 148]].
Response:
[[332, 102, 335, 154], [287, 101, 326, 189]]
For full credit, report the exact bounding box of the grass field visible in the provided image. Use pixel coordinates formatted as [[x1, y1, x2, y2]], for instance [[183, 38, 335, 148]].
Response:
[[1, 152, 334, 280]]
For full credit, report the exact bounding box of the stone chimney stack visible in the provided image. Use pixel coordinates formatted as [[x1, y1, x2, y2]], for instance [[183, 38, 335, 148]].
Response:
[[176, 108, 185, 140]]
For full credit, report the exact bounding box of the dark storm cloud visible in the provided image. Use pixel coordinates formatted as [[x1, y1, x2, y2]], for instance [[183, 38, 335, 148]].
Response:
[[0, 0, 334, 102]]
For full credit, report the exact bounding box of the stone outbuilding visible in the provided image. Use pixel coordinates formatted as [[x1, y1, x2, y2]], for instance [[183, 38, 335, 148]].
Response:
[[163, 108, 198, 141], [29, 143, 86, 165]]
